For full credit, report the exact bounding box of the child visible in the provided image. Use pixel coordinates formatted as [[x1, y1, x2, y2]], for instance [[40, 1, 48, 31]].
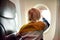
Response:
[[18, 8, 50, 40]]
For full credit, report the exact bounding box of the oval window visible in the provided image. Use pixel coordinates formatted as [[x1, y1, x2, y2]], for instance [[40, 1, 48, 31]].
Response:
[[33, 4, 51, 24]]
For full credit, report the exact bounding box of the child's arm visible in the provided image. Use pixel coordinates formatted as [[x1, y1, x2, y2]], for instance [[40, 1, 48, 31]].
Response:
[[42, 17, 50, 27], [42, 16, 50, 31]]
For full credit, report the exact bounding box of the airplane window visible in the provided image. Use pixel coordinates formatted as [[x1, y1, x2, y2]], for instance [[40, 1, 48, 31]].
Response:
[[40, 10, 51, 24]]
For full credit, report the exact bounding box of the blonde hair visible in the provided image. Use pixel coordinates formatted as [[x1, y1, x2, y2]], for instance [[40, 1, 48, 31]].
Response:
[[28, 8, 41, 21]]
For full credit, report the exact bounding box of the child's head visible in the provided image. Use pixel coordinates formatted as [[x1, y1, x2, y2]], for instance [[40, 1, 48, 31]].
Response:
[[28, 8, 41, 22]]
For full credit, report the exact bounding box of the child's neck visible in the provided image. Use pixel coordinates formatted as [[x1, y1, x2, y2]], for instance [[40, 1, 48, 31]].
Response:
[[29, 20, 39, 23]]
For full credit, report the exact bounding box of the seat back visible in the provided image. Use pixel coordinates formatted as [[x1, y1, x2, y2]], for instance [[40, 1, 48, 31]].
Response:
[[0, 23, 6, 40], [0, 0, 16, 33], [0, 0, 16, 40]]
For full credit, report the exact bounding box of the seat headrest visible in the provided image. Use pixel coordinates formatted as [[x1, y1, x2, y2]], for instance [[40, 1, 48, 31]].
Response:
[[0, 0, 16, 19]]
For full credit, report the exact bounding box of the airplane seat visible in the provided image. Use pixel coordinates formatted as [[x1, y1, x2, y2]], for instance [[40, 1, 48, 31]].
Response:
[[0, 0, 16, 35], [0, 23, 6, 40], [0, 0, 16, 40]]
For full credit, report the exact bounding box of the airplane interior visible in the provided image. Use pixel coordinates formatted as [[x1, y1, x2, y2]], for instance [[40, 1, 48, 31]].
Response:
[[0, 0, 59, 40]]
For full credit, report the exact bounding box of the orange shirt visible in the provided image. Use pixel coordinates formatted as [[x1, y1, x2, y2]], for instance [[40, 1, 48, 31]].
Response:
[[19, 21, 45, 34]]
